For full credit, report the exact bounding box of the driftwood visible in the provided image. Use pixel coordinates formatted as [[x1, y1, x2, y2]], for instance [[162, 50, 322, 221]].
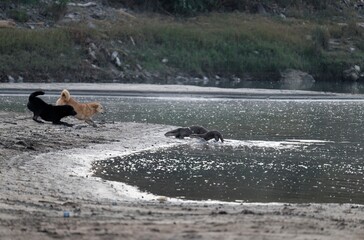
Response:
[[118, 9, 136, 19], [68, 2, 97, 7], [0, 20, 16, 28]]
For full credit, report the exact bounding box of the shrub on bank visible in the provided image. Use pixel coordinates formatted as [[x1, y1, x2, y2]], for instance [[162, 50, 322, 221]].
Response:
[[106, 0, 347, 15], [105, 13, 360, 81], [0, 12, 363, 83], [0, 28, 81, 76]]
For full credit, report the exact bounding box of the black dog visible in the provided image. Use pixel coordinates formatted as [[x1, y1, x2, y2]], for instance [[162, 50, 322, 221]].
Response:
[[27, 91, 77, 127]]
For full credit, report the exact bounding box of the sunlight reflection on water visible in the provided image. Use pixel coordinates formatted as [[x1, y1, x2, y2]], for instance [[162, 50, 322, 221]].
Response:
[[92, 138, 364, 203]]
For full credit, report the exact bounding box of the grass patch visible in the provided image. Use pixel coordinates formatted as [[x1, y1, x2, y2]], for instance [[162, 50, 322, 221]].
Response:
[[1, 12, 364, 82], [103, 14, 337, 78], [0, 28, 82, 75], [8, 9, 29, 23]]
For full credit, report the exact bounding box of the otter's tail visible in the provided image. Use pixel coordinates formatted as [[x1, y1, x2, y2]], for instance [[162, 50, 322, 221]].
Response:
[[29, 91, 45, 100]]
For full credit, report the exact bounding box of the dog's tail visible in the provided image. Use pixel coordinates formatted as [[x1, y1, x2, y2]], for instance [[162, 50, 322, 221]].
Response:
[[60, 89, 71, 101], [29, 91, 45, 100]]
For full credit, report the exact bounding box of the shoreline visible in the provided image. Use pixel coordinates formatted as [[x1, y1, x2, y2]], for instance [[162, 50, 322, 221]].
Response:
[[1, 85, 364, 239], [2, 83, 364, 99]]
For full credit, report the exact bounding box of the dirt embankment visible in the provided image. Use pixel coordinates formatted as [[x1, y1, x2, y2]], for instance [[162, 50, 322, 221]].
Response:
[[1, 108, 364, 239]]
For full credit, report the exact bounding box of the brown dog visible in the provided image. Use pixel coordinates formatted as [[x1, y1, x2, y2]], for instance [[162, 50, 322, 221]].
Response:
[[56, 89, 104, 127]]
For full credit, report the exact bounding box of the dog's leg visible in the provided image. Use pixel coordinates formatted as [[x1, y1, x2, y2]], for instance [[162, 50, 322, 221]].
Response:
[[85, 119, 97, 127], [32, 115, 44, 123]]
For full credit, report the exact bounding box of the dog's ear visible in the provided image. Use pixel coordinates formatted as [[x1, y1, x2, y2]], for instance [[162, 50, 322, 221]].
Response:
[[61, 89, 71, 101], [90, 103, 98, 109]]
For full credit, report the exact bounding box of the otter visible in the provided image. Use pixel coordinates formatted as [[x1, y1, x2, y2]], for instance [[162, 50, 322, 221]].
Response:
[[190, 130, 224, 143], [164, 126, 208, 139]]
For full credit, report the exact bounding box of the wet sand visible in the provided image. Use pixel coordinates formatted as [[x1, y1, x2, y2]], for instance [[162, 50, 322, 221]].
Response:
[[1, 83, 364, 239]]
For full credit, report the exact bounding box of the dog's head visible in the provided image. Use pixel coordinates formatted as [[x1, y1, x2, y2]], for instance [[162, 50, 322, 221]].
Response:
[[90, 103, 104, 114]]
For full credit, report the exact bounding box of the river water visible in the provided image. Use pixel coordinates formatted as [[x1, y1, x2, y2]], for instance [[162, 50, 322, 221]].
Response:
[[2, 94, 364, 203]]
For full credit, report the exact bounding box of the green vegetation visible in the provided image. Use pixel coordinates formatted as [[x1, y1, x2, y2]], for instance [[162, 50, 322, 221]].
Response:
[[103, 13, 364, 81], [108, 0, 350, 15], [0, 0, 40, 4], [0, 7, 364, 82], [0, 28, 82, 77], [8, 9, 29, 23], [110, 15, 306, 75], [42, 0, 70, 21], [0, 0, 70, 21]]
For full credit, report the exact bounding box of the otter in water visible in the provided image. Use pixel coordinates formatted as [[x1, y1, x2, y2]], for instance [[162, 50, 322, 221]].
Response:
[[190, 130, 224, 143], [164, 126, 208, 139]]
